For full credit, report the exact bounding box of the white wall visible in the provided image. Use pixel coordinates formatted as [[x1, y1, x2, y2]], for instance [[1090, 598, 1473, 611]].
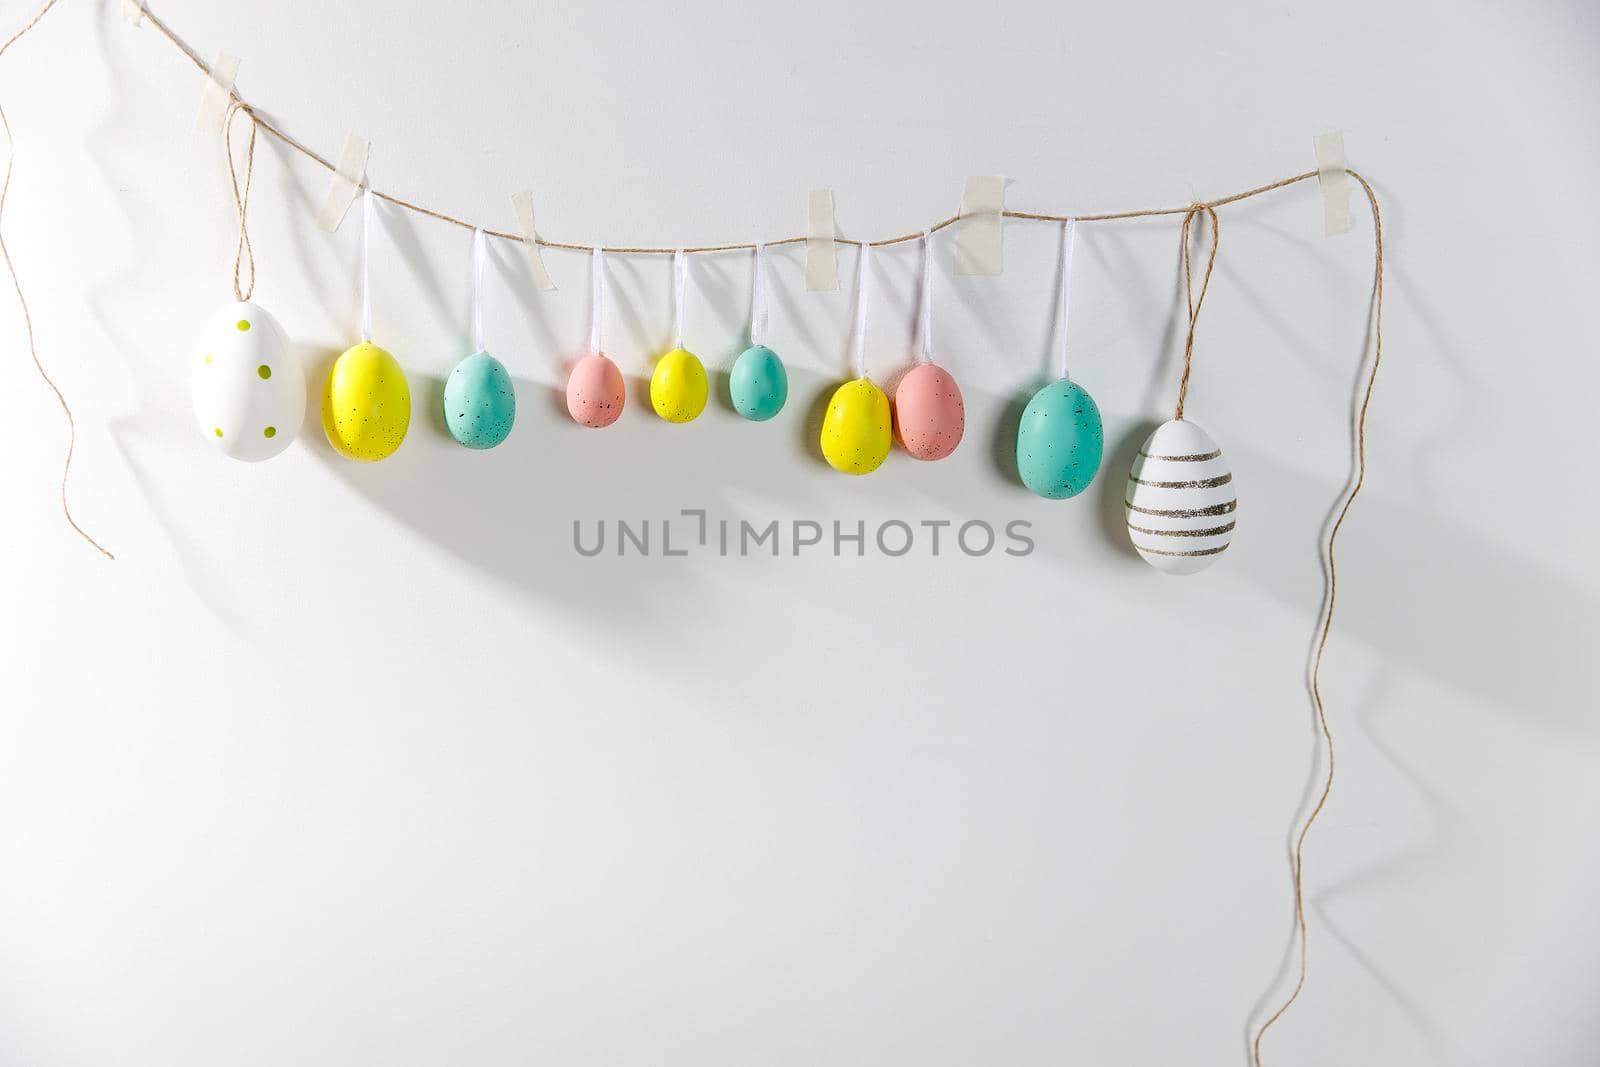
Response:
[[2, 1, 1596, 1064]]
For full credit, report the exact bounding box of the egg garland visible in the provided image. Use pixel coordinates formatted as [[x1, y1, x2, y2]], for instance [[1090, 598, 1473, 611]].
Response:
[[821, 243, 893, 474], [1016, 220, 1104, 498], [729, 243, 788, 421], [567, 247, 626, 428], [893, 230, 965, 461], [192, 301, 305, 461], [650, 250, 709, 423], [442, 229, 516, 449], [183, 156, 1241, 562], [322, 188, 412, 461]]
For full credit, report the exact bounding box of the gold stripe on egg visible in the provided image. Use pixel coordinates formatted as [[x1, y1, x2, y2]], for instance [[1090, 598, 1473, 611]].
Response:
[[1137, 448, 1222, 462], [1124, 499, 1237, 518], [1127, 521, 1236, 538], [1131, 542, 1232, 558], [1127, 472, 1233, 489]]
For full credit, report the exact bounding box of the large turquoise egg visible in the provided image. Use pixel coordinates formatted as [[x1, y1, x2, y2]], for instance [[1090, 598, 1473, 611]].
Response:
[[1016, 378, 1103, 498], [729, 344, 787, 421], [443, 350, 516, 449]]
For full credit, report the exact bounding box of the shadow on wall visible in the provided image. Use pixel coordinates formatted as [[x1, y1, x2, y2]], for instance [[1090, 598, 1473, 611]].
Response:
[[294, 347, 1598, 733]]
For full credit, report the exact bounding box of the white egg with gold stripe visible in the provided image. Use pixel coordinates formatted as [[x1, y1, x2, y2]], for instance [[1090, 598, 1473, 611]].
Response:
[[1124, 419, 1236, 575]]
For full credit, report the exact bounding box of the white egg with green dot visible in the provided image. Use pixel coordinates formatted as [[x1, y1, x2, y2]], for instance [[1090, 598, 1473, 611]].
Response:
[[191, 301, 305, 461]]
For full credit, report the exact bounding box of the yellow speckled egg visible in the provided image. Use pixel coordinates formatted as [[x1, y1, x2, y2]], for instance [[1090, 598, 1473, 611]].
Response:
[[322, 340, 411, 461], [820, 377, 891, 475], [650, 348, 708, 423]]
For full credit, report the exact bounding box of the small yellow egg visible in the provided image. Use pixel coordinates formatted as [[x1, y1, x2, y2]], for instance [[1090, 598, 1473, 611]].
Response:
[[322, 341, 411, 461], [650, 348, 708, 423], [820, 377, 891, 474]]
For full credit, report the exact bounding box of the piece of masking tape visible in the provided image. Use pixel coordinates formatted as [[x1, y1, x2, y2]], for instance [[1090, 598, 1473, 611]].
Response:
[[511, 191, 557, 292], [954, 175, 1005, 275], [806, 189, 839, 291], [316, 134, 370, 233], [1313, 132, 1352, 237], [122, 1, 146, 27], [194, 52, 240, 132]]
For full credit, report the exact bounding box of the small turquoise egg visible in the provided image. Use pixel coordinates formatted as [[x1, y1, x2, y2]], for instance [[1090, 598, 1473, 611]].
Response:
[[729, 344, 787, 421], [443, 350, 516, 449], [1016, 378, 1103, 498]]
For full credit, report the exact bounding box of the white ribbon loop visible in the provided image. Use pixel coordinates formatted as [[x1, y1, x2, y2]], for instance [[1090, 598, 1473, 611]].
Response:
[[1055, 219, 1078, 380], [749, 243, 769, 348], [589, 247, 606, 357], [358, 186, 374, 342], [1313, 132, 1353, 237], [671, 248, 688, 351], [806, 189, 839, 291], [850, 243, 872, 380], [917, 230, 934, 364], [954, 174, 1005, 276], [469, 227, 486, 354], [510, 190, 557, 291], [317, 133, 370, 233], [195, 52, 240, 132]]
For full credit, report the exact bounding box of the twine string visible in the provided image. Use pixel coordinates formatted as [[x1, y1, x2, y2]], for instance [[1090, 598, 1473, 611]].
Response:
[[104, 2, 1344, 254], [1055, 219, 1077, 380], [851, 242, 872, 379], [1250, 170, 1384, 1067], [0, 0, 111, 559], [1172, 204, 1220, 421], [223, 99, 257, 302]]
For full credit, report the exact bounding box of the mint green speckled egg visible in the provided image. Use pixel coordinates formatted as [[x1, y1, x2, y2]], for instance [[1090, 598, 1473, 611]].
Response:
[[729, 344, 787, 421], [444, 350, 516, 449], [1016, 378, 1103, 498]]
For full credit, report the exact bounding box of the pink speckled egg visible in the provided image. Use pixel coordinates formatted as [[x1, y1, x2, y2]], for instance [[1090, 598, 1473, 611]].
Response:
[[893, 362, 965, 460], [566, 353, 626, 428]]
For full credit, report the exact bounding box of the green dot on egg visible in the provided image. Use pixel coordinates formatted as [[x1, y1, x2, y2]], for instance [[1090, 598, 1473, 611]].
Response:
[[213, 427, 223, 438], [236, 319, 251, 332], [257, 364, 272, 379], [203, 354, 212, 365], [263, 426, 276, 439]]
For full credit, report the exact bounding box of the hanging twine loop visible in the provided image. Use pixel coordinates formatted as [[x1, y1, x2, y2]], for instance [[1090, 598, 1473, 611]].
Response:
[[222, 99, 257, 302], [1172, 204, 1220, 421]]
